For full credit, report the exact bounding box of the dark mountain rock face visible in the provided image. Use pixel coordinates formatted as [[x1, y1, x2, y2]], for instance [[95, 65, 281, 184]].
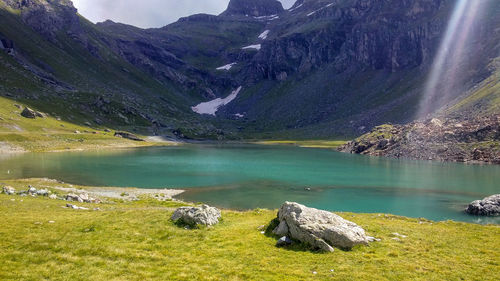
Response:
[[221, 0, 284, 17], [1, 0, 499, 140], [3, 0, 84, 42]]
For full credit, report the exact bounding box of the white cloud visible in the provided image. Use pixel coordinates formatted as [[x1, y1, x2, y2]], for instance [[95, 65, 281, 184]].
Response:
[[72, 0, 296, 28]]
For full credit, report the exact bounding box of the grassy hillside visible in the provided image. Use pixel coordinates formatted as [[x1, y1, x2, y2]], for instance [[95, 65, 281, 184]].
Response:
[[0, 178, 498, 280], [445, 67, 500, 117], [0, 95, 173, 152]]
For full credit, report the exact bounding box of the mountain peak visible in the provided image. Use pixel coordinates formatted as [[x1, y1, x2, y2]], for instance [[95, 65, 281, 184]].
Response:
[[221, 0, 284, 17]]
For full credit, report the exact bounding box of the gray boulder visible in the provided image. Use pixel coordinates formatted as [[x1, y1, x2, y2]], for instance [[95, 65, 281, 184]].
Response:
[[273, 202, 368, 251], [66, 193, 83, 203], [114, 131, 144, 141], [2, 186, 16, 195], [36, 189, 50, 196], [66, 193, 100, 203], [27, 185, 37, 195], [21, 107, 46, 119], [466, 194, 500, 216], [171, 205, 221, 226], [21, 107, 37, 118], [272, 220, 289, 236]]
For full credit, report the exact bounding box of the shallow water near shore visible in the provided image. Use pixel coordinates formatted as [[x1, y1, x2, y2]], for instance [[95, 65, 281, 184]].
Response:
[[0, 144, 499, 224]]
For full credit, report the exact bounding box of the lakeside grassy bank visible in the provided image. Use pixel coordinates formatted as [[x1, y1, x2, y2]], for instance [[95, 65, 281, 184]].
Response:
[[0, 178, 498, 280], [0, 96, 177, 152]]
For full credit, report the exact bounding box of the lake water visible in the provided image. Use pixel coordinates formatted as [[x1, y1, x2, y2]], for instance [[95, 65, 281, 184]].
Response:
[[0, 144, 499, 224]]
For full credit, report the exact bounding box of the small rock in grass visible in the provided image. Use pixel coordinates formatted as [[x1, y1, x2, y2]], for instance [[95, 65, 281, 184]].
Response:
[[66, 203, 89, 210], [49, 194, 57, 199], [36, 189, 50, 196], [276, 236, 292, 247], [2, 186, 16, 195], [392, 233, 407, 238], [48, 221, 55, 224], [27, 185, 37, 195], [171, 205, 221, 226], [367, 236, 381, 242]]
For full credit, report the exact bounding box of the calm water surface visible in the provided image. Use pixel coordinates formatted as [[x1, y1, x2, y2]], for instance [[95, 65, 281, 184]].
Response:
[[0, 144, 499, 223]]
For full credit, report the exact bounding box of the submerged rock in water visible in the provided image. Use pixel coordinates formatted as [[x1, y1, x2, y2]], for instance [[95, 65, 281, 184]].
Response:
[[171, 205, 221, 226], [273, 202, 368, 251], [466, 194, 500, 216]]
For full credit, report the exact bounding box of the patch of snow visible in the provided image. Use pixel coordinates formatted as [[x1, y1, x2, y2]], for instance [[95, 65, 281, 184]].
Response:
[[307, 3, 334, 17], [242, 44, 261, 51], [258, 30, 270, 40], [192, 87, 243, 116], [288, 3, 303, 12], [254, 14, 279, 21], [216, 62, 237, 71], [234, 113, 245, 118]]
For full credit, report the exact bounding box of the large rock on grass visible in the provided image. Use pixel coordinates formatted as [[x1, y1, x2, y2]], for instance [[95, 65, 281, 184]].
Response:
[[21, 107, 46, 119], [273, 202, 368, 251], [466, 194, 500, 216], [171, 205, 221, 226]]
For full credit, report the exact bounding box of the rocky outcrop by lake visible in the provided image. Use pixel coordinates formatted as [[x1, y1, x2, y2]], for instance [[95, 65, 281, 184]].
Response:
[[466, 194, 500, 216], [339, 115, 500, 164]]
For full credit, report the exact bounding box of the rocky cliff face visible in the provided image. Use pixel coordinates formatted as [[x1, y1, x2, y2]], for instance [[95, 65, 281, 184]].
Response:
[[338, 115, 500, 164], [221, 0, 284, 17], [1, 0, 499, 140], [3, 0, 84, 43]]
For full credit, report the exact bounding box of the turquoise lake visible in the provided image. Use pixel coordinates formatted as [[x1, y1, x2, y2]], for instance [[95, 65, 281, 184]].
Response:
[[0, 144, 499, 224]]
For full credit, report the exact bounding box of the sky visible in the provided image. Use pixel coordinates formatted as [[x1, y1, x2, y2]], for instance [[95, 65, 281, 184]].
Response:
[[72, 0, 297, 29]]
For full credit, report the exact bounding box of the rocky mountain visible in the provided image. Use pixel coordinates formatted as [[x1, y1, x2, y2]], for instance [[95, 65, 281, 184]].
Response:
[[338, 115, 500, 164], [0, 0, 499, 140], [221, 0, 284, 17]]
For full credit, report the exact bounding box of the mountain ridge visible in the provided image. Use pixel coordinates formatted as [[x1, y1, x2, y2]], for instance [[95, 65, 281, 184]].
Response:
[[0, 0, 499, 141]]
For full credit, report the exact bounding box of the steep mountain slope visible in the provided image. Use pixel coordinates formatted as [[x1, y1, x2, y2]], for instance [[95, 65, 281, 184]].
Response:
[[0, 0, 226, 138], [216, 0, 500, 137], [1, 0, 499, 141]]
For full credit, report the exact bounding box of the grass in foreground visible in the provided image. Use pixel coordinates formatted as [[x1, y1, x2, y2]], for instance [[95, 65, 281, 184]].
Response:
[[255, 140, 347, 149], [0, 180, 498, 280]]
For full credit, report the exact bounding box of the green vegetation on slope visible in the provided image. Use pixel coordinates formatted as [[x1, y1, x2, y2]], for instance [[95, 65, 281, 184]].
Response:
[[0, 179, 498, 280], [0, 96, 173, 152]]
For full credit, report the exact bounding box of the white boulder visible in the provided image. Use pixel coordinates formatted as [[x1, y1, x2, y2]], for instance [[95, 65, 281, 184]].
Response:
[[273, 202, 368, 251], [171, 205, 221, 226]]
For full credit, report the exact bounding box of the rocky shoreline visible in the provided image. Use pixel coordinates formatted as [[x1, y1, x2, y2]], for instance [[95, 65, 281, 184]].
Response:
[[1, 178, 184, 203], [339, 115, 500, 164]]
